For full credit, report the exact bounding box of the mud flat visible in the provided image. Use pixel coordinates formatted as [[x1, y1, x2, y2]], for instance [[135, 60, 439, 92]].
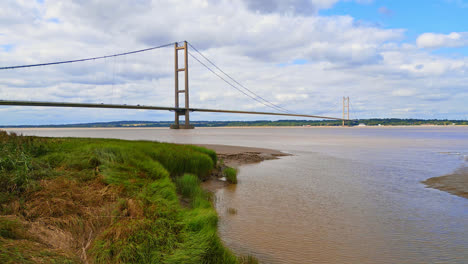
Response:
[[423, 167, 468, 199], [196, 144, 289, 191], [196, 144, 289, 167]]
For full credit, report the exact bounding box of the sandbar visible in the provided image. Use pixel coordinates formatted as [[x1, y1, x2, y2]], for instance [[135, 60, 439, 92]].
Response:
[[422, 167, 468, 199]]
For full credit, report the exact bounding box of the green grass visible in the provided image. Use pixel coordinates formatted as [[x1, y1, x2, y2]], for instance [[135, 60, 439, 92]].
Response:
[[176, 174, 201, 199], [224, 167, 238, 184], [0, 130, 258, 264]]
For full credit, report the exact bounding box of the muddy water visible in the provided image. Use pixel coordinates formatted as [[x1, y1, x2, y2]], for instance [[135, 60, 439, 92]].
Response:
[[6, 127, 468, 263]]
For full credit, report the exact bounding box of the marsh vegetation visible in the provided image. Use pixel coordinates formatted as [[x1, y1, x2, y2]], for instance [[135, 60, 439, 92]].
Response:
[[0, 131, 253, 263]]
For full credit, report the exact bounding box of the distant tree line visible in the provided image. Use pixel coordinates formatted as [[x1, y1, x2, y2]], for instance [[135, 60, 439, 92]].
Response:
[[1, 118, 467, 128]]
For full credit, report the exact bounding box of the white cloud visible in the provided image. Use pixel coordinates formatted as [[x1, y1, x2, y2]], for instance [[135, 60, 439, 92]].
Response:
[[392, 89, 415, 97], [416, 32, 468, 49]]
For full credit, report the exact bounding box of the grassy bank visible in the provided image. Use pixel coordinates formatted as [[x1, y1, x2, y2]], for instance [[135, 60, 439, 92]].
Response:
[[0, 131, 256, 263]]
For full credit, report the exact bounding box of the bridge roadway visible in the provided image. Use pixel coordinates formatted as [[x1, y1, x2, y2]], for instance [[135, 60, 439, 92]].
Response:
[[0, 100, 345, 121]]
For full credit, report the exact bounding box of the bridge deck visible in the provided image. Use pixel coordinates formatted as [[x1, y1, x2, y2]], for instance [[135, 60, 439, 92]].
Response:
[[0, 100, 345, 121]]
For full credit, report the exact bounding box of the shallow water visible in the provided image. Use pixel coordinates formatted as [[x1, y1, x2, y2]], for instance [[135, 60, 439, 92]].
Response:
[[6, 126, 468, 263]]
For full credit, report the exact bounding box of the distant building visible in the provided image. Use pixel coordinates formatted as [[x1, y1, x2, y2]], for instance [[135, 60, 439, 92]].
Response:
[[358, 123, 366, 127]]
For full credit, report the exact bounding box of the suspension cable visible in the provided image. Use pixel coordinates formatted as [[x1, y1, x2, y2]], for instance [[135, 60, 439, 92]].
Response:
[[188, 51, 293, 114], [188, 42, 296, 114], [0, 42, 175, 70]]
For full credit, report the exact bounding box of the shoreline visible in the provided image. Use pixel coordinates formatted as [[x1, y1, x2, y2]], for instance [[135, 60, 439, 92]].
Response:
[[196, 144, 290, 192], [422, 167, 468, 199], [198, 142, 468, 201]]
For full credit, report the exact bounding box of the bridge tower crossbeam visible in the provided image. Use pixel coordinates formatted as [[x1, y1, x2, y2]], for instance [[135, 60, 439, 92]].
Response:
[[170, 41, 194, 129]]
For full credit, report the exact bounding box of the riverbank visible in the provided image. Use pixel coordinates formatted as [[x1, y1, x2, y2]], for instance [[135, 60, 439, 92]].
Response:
[[0, 131, 257, 263], [423, 167, 468, 199]]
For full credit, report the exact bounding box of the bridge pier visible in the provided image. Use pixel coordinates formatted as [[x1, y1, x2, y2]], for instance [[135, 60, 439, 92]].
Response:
[[169, 110, 194, 129], [171, 41, 194, 129]]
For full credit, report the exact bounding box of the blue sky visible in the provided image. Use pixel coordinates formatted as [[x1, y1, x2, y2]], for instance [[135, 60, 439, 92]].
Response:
[[321, 0, 468, 54], [0, 0, 467, 125], [323, 0, 468, 35]]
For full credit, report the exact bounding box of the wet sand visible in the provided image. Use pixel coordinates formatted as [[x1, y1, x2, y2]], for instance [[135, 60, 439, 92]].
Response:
[[423, 167, 468, 199]]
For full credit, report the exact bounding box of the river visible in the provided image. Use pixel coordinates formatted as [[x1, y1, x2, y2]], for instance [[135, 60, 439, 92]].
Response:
[[5, 126, 468, 263]]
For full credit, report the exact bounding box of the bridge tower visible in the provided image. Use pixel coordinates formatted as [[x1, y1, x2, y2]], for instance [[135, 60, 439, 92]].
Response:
[[342, 96, 349, 126], [171, 41, 194, 129]]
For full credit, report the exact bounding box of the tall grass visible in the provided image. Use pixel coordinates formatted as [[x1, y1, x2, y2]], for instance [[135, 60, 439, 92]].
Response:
[[176, 174, 201, 197], [0, 131, 52, 203], [224, 167, 238, 184], [189, 145, 218, 165]]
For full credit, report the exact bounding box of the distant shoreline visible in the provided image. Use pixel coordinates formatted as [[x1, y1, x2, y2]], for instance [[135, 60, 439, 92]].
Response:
[[3, 125, 468, 130], [1, 118, 466, 129]]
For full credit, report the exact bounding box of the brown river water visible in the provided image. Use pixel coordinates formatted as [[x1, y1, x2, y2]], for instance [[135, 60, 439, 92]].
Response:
[[5, 126, 468, 263]]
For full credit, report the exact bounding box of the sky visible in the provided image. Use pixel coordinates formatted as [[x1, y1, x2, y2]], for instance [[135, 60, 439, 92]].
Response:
[[0, 0, 467, 125]]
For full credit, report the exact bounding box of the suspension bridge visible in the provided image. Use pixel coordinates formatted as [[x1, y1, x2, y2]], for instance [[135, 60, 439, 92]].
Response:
[[0, 41, 349, 128]]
